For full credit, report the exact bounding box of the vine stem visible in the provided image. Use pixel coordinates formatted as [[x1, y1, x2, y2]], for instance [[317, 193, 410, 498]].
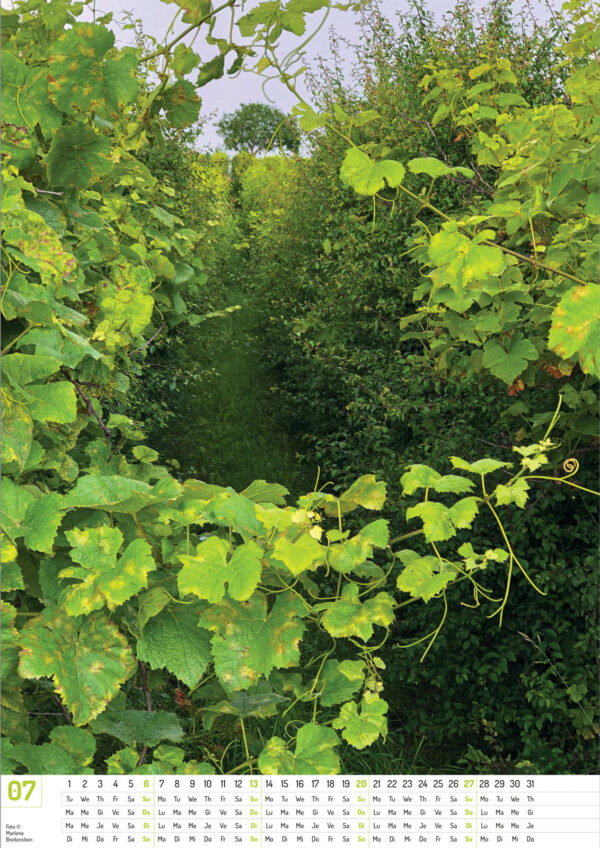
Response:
[[523, 476, 600, 496], [226, 758, 258, 775], [239, 719, 252, 774], [136, 662, 153, 768], [138, 0, 235, 64]]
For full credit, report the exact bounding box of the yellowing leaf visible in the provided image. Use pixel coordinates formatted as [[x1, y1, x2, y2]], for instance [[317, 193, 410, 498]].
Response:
[[19, 608, 136, 725], [332, 693, 388, 749], [60, 526, 156, 614], [320, 584, 394, 642], [258, 723, 340, 774], [271, 533, 325, 577], [200, 592, 307, 692], [548, 284, 600, 378], [494, 478, 530, 508], [396, 550, 456, 601], [178, 538, 262, 602]]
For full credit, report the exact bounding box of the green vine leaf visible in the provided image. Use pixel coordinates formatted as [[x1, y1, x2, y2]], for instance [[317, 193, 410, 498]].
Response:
[[137, 605, 212, 688], [271, 533, 325, 577], [22, 492, 64, 554], [401, 464, 475, 495], [60, 526, 156, 615], [319, 659, 364, 706], [482, 333, 539, 384], [340, 148, 405, 196], [19, 608, 136, 725], [6, 726, 96, 775], [328, 518, 389, 574], [332, 693, 388, 748], [494, 478, 530, 508], [91, 709, 184, 747], [407, 157, 475, 179], [405, 497, 479, 542], [449, 456, 508, 475], [200, 592, 307, 691], [1, 536, 23, 592], [46, 124, 112, 190], [258, 723, 340, 774], [48, 24, 138, 117]]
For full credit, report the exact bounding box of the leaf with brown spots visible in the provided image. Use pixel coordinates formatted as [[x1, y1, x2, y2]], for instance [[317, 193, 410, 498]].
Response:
[[548, 284, 600, 378], [18, 608, 136, 725], [200, 592, 307, 692], [59, 525, 156, 615]]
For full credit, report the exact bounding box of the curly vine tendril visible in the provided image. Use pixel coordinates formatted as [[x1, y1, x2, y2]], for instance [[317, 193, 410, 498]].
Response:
[[561, 457, 579, 478]]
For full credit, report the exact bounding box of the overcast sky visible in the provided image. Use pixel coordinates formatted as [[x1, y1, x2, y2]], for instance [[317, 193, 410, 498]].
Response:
[[5, 0, 549, 148]]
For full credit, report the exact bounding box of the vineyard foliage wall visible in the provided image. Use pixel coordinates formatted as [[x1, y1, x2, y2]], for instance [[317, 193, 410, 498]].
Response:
[[1, 0, 599, 775]]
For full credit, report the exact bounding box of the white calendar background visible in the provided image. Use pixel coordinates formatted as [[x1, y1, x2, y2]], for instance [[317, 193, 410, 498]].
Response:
[[2, 774, 599, 847]]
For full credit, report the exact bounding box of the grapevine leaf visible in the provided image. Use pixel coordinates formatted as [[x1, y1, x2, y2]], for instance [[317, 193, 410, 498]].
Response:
[[60, 526, 155, 614], [1, 602, 19, 681], [548, 284, 600, 377], [26, 382, 77, 423], [1, 479, 36, 540], [137, 606, 212, 688], [46, 124, 111, 190], [48, 24, 138, 117], [482, 333, 539, 384], [1, 536, 23, 592], [91, 709, 183, 746], [178, 538, 262, 602], [196, 55, 225, 88], [405, 497, 479, 542], [200, 592, 307, 692], [322, 474, 387, 517], [407, 157, 474, 178], [162, 80, 202, 127], [396, 550, 456, 601], [433, 475, 475, 493], [19, 608, 136, 725], [337, 660, 367, 681], [10, 740, 95, 774], [319, 660, 364, 706], [449, 456, 508, 475], [327, 519, 389, 574], [200, 492, 264, 536], [1, 402, 33, 470], [494, 478, 530, 508], [240, 479, 289, 506], [1, 353, 61, 386], [400, 464, 441, 494], [50, 726, 96, 768], [271, 533, 325, 577], [63, 474, 177, 513], [320, 584, 394, 641], [340, 148, 405, 196], [258, 723, 340, 775], [137, 586, 171, 631], [332, 693, 388, 749], [22, 493, 65, 554]]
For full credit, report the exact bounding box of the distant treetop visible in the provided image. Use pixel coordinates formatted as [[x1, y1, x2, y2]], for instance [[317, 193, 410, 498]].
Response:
[[216, 102, 301, 154]]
